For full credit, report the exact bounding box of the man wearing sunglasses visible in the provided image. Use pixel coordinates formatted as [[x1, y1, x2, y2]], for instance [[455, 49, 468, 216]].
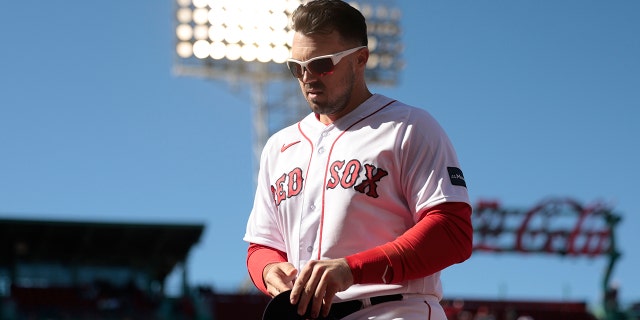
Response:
[[244, 1, 473, 319]]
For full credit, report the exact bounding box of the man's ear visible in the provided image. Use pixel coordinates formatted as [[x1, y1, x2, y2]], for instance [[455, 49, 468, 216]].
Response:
[[358, 48, 370, 66]]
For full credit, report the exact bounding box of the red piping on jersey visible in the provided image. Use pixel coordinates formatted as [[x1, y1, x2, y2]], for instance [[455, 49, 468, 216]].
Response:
[[297, 121, 314, 178], [425, 300, 433, 319], [316, 100, 397, 260], [297, 121, 315, 258]]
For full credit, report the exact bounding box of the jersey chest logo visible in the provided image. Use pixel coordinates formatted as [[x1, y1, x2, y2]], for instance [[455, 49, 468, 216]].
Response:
[[270, 159, 388, 207], [326, 160, 388, 198]]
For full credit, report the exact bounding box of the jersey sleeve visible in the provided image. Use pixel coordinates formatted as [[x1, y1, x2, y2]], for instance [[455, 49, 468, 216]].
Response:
[[346, 202, 473, 284], [399, 108, 470, 220], [243, 137, 287, 252], [247, 243, 288, 295]]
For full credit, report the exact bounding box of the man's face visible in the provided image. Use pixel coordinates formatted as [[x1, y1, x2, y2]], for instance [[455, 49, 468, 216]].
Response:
[[289, 31, 357, 121]]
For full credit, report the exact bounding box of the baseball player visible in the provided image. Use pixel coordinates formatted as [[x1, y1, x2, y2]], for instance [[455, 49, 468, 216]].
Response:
[[244, 1, 473, 319]]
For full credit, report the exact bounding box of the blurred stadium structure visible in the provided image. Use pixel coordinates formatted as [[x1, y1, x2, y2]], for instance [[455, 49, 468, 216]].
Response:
[[0, 218, 205, 319], [1, 198, 637, 320]]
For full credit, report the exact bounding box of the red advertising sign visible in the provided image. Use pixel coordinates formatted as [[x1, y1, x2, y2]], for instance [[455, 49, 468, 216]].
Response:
[[473, 198, 616, 257]]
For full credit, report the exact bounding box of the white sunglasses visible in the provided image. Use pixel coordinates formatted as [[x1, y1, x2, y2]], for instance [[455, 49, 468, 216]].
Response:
[[286, 46, 367, 78]]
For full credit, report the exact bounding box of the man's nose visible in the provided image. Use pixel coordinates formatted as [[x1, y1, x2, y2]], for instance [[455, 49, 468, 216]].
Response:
[[301, 68, 318, 83]]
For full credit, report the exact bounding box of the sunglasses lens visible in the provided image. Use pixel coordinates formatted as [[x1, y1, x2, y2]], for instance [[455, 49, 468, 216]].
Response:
[[287, 61, 303, 78], [308, 58, 335, 76], [286, 57, 336, 78]]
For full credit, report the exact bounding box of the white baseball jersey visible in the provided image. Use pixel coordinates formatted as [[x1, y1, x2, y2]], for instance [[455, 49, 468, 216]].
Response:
[[244, 93, 469, 301]]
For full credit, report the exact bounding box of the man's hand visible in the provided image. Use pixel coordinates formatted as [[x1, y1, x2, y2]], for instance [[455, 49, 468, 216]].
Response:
[[263, 262, 298, 297], [290, 258, 354, 319]]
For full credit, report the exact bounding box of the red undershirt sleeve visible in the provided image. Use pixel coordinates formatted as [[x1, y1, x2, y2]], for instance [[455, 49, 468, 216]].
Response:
[[345, 202, 473, 284], [246, 243, 288, 295]]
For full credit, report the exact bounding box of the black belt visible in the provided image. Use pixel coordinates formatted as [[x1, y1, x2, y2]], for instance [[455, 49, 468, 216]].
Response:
[[320, 294, 403, 319]]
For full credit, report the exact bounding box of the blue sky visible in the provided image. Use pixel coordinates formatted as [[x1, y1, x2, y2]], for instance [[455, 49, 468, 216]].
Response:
[[1, 0, 638, 312]]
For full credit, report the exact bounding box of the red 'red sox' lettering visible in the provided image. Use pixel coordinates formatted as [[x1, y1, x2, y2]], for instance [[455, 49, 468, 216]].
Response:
[[271, 160, 389, 207], [354, 163, 388, 198], [327, 160, 361, 189], [327, 160, 388, 198], [271, 167, 303, 206]]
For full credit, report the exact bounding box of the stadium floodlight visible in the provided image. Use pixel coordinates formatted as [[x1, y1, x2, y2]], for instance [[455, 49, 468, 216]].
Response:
[[173, 0, 299, 82], [173, 0, 403, 84]]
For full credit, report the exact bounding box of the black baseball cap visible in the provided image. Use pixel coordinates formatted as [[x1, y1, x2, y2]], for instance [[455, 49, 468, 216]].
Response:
[[263, 290, 310, 320]]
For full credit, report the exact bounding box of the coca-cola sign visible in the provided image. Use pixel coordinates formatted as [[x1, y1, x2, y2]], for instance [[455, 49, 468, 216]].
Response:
[[472, 198, 620, 257]]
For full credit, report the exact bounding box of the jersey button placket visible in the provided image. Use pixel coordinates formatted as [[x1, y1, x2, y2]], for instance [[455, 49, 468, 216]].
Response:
[[299, 199, 318, 262], [305, 203, 316, 255], [300, 127, 331, 263]]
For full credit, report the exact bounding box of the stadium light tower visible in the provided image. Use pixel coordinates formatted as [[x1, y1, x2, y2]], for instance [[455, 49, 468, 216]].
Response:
[[172, 0, 403, 182]]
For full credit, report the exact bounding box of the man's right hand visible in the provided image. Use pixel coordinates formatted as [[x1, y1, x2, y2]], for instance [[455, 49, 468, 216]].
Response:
[[263, 262, 298, 297]]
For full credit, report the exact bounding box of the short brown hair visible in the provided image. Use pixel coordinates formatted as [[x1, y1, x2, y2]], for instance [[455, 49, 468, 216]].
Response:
[[290, 0, 368, 46]]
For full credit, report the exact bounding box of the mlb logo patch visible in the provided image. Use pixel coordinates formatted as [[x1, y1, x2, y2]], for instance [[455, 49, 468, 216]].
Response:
[[447, 167, 467, 188]]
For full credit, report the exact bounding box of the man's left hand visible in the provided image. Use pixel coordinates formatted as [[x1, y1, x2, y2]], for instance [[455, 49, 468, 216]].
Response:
[[290, 258, 354, 319]]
